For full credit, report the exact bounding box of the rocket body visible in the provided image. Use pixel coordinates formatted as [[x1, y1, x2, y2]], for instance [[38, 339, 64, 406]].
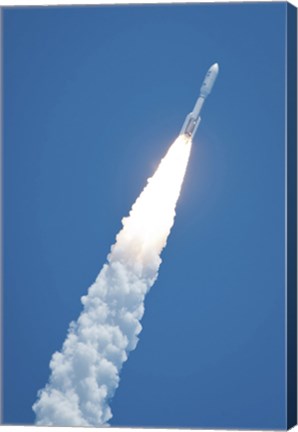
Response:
[[180, 63, 219, 139]]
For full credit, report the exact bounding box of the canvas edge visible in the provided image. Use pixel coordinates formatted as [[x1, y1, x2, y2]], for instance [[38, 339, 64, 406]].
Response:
[[0, 5, 3, 427], [286, 2, 297, 429]]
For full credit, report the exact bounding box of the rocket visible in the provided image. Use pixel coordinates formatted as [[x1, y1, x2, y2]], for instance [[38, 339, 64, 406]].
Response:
[[180, 63, 219, 139]]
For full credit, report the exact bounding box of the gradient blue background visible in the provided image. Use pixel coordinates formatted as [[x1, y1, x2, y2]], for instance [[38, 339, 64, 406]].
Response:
[[3, 3, 287, 428]]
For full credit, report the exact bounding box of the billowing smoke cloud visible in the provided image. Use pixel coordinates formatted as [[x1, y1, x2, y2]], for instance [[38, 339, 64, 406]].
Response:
[[33, 135, 192, 426]]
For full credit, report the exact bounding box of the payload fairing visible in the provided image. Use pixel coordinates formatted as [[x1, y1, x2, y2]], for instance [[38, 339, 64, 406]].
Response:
[[180, 63, 219, 139]]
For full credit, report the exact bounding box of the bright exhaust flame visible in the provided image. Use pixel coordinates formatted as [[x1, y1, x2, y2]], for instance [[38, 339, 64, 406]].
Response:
[[33, 135, 192, 426]]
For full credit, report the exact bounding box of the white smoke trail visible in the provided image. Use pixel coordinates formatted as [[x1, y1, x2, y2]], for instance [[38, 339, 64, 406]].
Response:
[[33, 135, 192, 426]]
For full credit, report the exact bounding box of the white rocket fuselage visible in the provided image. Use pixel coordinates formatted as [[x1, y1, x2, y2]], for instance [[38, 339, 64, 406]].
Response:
[[180, 63, 219, 139]]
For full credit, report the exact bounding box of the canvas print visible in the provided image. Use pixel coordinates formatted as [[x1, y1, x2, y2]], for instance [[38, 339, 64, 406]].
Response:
[[1, 2, 297, 429]]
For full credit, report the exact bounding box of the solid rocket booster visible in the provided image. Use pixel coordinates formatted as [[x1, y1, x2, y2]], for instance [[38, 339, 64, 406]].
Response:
[[180, 63, 219, 139]]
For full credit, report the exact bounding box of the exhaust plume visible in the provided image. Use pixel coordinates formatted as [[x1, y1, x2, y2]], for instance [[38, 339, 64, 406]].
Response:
[[33, 135, 192, 426]]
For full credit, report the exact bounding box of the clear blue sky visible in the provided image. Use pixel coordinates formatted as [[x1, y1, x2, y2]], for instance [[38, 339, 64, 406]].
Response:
[[3, 3, 287, 428]]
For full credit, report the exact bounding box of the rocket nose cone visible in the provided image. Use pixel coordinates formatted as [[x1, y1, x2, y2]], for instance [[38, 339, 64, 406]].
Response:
[[211, 63, 219, 73]]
